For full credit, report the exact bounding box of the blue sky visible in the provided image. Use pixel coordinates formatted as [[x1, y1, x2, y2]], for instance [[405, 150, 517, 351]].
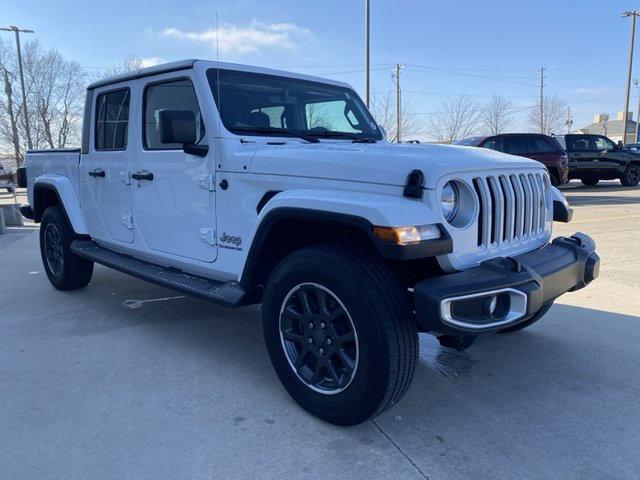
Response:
[[3, 0, 639, 138]]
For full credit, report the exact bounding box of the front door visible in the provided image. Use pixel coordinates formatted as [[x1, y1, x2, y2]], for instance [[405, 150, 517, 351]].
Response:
[[132, 76, 217, 262], [79, 86, 134, 244]]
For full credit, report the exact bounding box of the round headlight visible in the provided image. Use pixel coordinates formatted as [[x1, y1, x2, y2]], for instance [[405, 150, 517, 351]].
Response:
[[441, 181, 459, 222]]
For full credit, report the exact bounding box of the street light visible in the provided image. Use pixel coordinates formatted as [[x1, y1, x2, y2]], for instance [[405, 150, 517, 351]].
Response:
[[621, 11, 639, 145], [364, 0, 370, 108], [0, 25, 35, 152]]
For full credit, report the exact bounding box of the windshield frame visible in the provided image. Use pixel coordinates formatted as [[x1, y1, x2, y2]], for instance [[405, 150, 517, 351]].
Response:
[[206, 68, 383, 142]]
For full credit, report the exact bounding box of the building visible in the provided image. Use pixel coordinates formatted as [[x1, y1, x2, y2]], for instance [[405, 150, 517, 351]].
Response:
[[576, 112, 637, 144]]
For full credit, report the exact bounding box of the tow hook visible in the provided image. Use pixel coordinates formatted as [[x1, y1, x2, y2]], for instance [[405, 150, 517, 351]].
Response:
[[437, 334, 477, 351]]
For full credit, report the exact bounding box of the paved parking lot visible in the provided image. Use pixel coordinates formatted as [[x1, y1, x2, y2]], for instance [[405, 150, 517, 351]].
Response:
[[1, 181, 639, 480]]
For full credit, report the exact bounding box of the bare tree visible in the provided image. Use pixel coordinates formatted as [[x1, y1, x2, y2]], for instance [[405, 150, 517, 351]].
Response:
[[370, 92, 425, 142], [0, 40, 86, 161], [0, 40, 22, 162], [482, 95, 514, 135], [427, 95, 482, 144], [98, 55, 144, 79], [528, 95, 566, 135]]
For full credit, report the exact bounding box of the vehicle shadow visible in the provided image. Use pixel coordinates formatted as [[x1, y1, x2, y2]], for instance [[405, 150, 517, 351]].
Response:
[[375, 303, 640, 479], [565, 194, 640, 207]]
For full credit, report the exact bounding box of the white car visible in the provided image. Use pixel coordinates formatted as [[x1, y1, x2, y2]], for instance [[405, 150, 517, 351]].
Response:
[[19, 60, 599, 425]]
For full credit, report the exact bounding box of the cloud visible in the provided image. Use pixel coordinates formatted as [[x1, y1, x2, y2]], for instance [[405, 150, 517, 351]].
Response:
[[161, 20, 312, 55], [574, 86, 610, 94], [140, 57, 165, 68]]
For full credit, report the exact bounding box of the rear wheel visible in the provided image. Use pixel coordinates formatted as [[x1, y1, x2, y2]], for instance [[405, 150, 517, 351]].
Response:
[[498, 302, 553, 334], [621, 164, 640, 187], [549, 172, 559, 187], [40, 206, 93, 290], [581, 176, 600, 187], [262, 244, 418, 426]]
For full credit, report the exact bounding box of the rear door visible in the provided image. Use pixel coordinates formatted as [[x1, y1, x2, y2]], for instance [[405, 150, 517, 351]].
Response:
[[79, 86, 135, 244], [132, 74, 217, 262], [566, 135, 599, 174]]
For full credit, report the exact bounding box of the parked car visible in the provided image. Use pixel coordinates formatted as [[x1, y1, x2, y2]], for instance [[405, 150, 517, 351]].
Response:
[[0, 162, 16, 193], [18, 60, 599, 426], [454, 133, 569, 186], [553, 134, 640, 187]]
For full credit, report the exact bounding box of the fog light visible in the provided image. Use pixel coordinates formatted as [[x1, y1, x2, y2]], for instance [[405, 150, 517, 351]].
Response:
[[483, 295, 498, 316]]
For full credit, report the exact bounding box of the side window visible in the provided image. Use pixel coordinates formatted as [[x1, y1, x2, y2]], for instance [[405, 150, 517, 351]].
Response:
[[482, 137, 505, 152], [144, 79, 204, 150], [504, 137, 529, 154], [95, 89, 130, 151], [594, 136, 615, 151], [305, 100, 359, 133], [569, 136, 595, 152], [529, 137, 557, 153]]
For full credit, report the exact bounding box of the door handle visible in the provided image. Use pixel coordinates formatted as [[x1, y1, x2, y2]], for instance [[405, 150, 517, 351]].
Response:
[[131, 170, 154, 181], [88, 168, 105, 178]]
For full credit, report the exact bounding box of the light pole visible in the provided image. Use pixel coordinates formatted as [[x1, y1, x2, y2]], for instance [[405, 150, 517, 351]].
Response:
[[635, 79, 640, 142], [0, 25, 35, 152], [365, 0, 370, 108], [622, 11, 639, 145]]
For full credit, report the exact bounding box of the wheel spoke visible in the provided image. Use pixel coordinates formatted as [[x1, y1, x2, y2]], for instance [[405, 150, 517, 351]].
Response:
[[294, 349, 309, 373], [336, 331, 355, 345], [326, 361, 341, 385], [337, 348, 355, 370], [310, 363, 324, 385], [298, 289, 314, 315], [282, 329, 305, 344]]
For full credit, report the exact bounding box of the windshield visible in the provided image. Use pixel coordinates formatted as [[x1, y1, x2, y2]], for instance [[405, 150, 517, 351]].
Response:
[[207, 69, 382, 141]]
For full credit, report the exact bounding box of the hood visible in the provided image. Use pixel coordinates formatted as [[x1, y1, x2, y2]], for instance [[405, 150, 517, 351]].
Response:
[[249, 142, 543, 189]]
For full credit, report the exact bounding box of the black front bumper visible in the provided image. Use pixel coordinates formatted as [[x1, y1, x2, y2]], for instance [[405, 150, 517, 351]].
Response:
[[413, 233, 599, 334]]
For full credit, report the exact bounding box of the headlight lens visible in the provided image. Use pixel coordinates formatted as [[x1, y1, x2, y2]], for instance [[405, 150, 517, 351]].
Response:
[[441, 181, 459, 222]]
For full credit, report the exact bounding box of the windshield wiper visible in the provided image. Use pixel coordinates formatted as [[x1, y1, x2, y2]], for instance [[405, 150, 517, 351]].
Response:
[[307, 131, 377, 143], [231, 126, 319, 143]]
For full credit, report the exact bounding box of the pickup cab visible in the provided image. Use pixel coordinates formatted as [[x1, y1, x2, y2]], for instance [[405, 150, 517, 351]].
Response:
[[19, 60, 599, 425], [554, 134, 640, 187]]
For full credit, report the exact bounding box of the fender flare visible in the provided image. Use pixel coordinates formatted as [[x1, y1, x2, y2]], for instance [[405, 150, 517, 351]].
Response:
[[240, 189, 452, 286], [32, 175, 88, 235]]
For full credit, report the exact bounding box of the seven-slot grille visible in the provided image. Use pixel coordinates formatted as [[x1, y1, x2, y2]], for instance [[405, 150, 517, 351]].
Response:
[[472, 172, 549, 249]]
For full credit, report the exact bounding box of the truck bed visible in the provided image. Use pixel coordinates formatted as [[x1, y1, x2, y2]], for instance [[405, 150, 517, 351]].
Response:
[[25, 149, 81, 206]]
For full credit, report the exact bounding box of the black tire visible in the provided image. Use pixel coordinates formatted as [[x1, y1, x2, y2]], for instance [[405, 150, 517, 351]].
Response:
[[581, 176, 600, 187], [549, 172, 559, 187], [262, 244, 418, 426], [497, 302, 553, 334], [39, 205, 93, 291], [621, 164, 640, 187]]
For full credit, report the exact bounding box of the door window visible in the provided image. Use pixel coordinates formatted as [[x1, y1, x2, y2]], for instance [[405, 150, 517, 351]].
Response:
[[568, 136, 596, 152], [481, 137, 506, 152], [504, 137, 529, 155], [594, 136, 615, 151], [529, 137, 558, 153], [95, 89, 130, 151], [144, 79, 204, 150]]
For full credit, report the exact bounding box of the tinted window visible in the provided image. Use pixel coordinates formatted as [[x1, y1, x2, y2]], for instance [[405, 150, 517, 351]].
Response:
[[554, 136, 566, 149], [529, 136, 559, 153], [144, 79, 204, 150], [207, 69, 381, 140], [504, 136, 529, 154], [568, 136, 596, 152], [95, 89, 130, 150], [482, 137, 506, 152]]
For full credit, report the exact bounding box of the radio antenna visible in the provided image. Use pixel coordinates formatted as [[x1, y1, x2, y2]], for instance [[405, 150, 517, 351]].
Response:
[[216, 12, 221, 139]]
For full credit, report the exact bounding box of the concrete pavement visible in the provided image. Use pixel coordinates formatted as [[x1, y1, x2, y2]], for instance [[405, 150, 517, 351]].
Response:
[[1, 181, 639, 479]]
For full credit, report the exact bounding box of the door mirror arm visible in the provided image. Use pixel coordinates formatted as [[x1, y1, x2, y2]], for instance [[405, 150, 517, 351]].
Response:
[[183, 143, 209, 157]]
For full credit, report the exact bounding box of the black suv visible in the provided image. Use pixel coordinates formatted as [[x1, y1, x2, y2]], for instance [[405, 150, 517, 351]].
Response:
[[553, 134, 640, 187], [455, 133, 569, 186]]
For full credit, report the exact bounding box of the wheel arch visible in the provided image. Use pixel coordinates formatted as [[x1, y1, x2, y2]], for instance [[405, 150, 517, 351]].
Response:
[[32, 176, 88, 235]]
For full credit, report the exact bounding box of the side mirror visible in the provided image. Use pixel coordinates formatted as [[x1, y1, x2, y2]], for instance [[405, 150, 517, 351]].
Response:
[[618, 140, 624, 148], [159, 109, 197, 145]]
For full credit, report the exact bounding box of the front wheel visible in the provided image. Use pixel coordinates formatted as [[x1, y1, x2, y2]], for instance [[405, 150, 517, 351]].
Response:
[[262, 244, 418, 426], [40, 206, 94, 290], [581, 176, 600, 187], [621, 164, 640, 187]]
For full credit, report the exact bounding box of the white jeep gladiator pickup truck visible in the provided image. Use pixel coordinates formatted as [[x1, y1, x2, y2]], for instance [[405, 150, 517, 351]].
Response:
[[18, 60, 599, 425]]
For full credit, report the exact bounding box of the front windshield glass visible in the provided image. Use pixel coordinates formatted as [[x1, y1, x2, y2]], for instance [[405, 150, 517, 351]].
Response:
[[207, 69, 382, 141]]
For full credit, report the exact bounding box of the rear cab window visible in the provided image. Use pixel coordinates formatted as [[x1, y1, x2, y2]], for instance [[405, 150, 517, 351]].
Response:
[[94, 89, 130, 151]]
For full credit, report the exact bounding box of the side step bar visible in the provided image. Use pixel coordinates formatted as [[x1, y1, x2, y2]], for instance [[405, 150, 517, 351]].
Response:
[[70, 240, 247, 307]]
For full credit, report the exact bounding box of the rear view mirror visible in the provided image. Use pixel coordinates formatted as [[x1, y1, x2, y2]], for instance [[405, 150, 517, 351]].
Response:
[[158, 109, 196, 145]]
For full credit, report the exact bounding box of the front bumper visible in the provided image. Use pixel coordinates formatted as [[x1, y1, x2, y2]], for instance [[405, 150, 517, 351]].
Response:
[[413, 233, 599, 334]]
